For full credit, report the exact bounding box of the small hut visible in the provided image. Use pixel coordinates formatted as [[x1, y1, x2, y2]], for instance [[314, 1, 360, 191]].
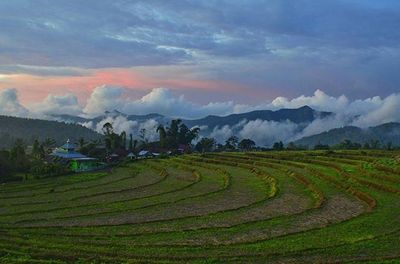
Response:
[[127, 152, 136, 160]]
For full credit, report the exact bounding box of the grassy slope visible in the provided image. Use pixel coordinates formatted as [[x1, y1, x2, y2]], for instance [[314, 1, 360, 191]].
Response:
[[0, 150, 399, 263]]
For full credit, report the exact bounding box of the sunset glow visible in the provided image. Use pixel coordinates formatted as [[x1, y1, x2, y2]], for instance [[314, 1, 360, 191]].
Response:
[[0, 0, 399, 116]]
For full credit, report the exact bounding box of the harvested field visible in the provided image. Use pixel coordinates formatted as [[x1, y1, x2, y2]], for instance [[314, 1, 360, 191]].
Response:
[[0, 150, 399, 263]]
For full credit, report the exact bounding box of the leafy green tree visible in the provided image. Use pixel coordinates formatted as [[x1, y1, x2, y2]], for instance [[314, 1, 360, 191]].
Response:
[[386, 141, 393, 150], [336, 139, 361, 150], [161, 120, 200, 149], [102, 122, 126, 152], [139, 128, 147, 144], [157, 125, 167, 148], [314, 142, 330, 150], [102, 122, 113, 152], [42, 137, 56, 154], [370, 139, 380, 149], [30, 162, 71, 178], [0, 150, 14, 180], [287, 142, 306, 150], [120, 131, 126, 150], [102, 122, 113, 136], [166, 119, 181, 148], [9, 139, 30, 173], [32, 139, 41, 159], [129, 134, 133, 151], [238, 138, 256, 151], [195, 138, 216, 153], [10, 139, 26, 160], [178, 123, 190, 145], [182, 125, 200, 146], [225, 136, 239, 150], [78, 137, 86, 149], [272, 141, 284, 151]]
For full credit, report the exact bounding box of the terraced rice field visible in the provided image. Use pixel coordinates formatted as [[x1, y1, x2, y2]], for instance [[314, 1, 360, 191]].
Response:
[[1, 150, 400, 263]]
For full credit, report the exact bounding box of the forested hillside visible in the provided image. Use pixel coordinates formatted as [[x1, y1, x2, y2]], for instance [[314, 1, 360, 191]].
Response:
[[295, 122, 400, 147], [0, 115, 102, 149], [183, 105, 331, 129]]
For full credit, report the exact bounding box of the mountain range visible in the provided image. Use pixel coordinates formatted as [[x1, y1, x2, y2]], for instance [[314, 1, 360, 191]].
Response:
[[294, 122, 400, 147], [1, 105, 399, 149], [54, 105, 331, 133], [182, 106, 331, 132]]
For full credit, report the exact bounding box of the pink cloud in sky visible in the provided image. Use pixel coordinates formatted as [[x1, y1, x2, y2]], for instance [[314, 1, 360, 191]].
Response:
[[0, 67, 251, 105]]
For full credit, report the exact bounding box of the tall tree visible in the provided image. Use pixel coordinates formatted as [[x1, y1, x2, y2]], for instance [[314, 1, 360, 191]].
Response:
[[0, 150, 13, 179], [157, 125, 167, 148], [238, 138, 256, 151], [10, 139, 26, 160], [184, 126, 200, 145], [162, 120, 200, 149], [32, 139, 41, 159], [10, 139, 29, 173], [103, 123, 114, 152], [225, 136, 239, 150], [195, 138, 216, 153], [139, 128, 147, 144], [102, 122, 113, 136], [78, 137, 86, 149], [286, 142, 297, 150], [120, 131, 126, 150], [370, 139, 380, 149], [129, 134, 133, 151], [167, 119, 182, 148], [42, 137, 56, 154], [273, 141, 284, 151]]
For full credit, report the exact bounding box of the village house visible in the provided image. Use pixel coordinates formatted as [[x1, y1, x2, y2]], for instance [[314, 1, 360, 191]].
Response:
[[50, 140, 106, 172]]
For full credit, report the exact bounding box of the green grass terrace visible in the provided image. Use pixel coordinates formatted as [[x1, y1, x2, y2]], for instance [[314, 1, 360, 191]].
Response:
[[0, 150, 400, 263]]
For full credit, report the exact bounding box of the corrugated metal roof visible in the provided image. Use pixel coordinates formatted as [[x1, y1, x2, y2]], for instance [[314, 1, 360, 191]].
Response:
[[51, 151, 87, 159], [138, 150, 149, 156], [61, 142, 76, 150]]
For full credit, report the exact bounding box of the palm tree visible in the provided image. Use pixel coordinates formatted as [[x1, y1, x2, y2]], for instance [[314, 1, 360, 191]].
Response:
[[42, 138, 56, 154], [157, 125, 167, 148], [102, 122, 113, 136], [133, 139, 138, 153], [129, 134, 133, 151], [78, 137, 86, 148], [139, 128, 147, 143], [120, 131, 126, 150]]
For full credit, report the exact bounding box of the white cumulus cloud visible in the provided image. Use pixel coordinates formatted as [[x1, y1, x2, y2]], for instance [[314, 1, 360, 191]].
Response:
[[83, 85, 124, 116], [0, 88, 29, 117], [29, 93, 82, 116], [210, 125, 234, 144], [3, 86, 400, 146], [239, 119, 299, 147], [82, 85, 235, 119]]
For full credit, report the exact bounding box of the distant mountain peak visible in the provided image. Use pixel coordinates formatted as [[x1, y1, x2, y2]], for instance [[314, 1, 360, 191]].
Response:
[[104, 109, 126, 117], [105, 109, 123, 114], [299, 105, 312, 110]]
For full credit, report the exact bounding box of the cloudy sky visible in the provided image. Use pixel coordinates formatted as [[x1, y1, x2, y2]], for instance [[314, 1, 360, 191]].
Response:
[[0, 0, 400, 118]]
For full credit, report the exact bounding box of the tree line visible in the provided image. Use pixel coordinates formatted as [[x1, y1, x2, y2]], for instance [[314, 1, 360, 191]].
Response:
[[0, 138, 70, 183], [2, 117, 398, 183]]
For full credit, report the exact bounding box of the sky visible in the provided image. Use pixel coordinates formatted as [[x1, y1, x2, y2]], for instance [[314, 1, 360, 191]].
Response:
[[0, 0, 400, 119]]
